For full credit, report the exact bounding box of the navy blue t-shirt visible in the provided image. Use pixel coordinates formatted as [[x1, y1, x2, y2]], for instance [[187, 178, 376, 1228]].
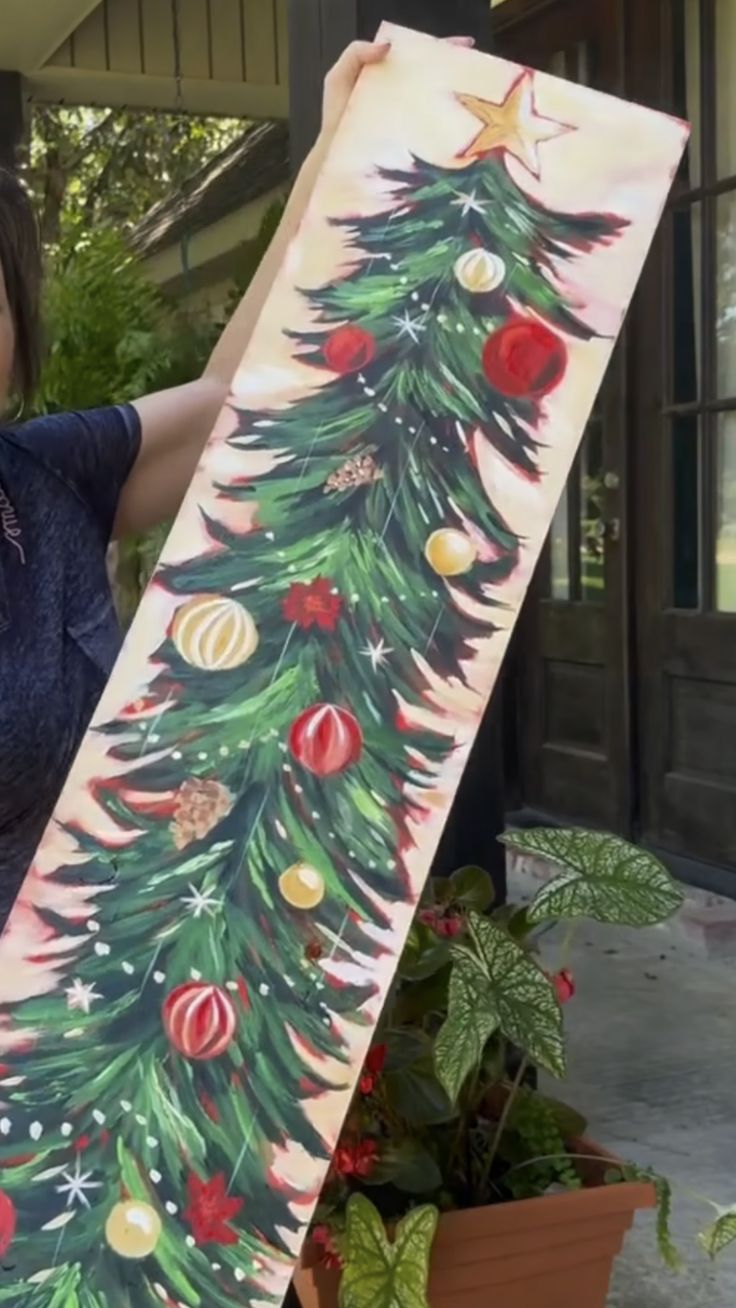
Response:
[[0, 406, 142, 929]]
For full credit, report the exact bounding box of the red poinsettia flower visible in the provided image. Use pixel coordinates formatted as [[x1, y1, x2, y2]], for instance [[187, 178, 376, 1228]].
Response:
[[418, 908, 464, 938], [282, 577, 343, 632], [551, 968, 576, 1005], [360, 1043, 387, 1096], [333, 1139, 378, 1179], [183, 1171, 244, 1246], [312, 1225, 343, 1270]]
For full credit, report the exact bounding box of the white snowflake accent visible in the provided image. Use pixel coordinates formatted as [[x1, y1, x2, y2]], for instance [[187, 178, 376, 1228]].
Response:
[[392, 309, 427, 344], [56, 1155, 103, 1210], [360, 635, 394, 669], [181, 884, 224, 920], [451, 188, 488, 217]]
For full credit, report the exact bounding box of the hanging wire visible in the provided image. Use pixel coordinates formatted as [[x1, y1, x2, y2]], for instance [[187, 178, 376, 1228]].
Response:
[[170, 0, 191, 281]]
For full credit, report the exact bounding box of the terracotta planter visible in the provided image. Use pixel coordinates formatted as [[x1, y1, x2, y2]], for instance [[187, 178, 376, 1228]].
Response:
[[293, 1139, 655, 1308]]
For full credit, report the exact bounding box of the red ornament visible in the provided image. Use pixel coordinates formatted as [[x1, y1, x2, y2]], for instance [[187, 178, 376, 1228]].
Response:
[[482, 318, 567, 398], [282, 577, 343, 632], [162, 982, 237, 1061], [289, 703, 363, 777], [183, 1171, 244, 1246], [323, 324, 375, 374], [0, 1190, 16, 1258]]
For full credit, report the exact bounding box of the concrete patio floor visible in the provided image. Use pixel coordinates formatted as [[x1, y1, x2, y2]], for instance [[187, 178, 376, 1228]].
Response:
[[535, 919, 736, 1306]]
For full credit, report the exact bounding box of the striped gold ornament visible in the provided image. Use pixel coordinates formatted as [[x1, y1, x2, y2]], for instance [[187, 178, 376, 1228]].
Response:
[[171, 594, 258, 671], [453, 248, 506, 294]]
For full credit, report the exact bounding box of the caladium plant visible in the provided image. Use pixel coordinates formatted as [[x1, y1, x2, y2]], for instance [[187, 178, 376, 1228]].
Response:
[[305, 828, 733, 1308]]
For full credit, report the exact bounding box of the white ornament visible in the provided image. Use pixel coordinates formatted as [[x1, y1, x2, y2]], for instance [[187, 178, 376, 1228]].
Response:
[[172, 594, 258, 672], [454, 248, 506, 294]]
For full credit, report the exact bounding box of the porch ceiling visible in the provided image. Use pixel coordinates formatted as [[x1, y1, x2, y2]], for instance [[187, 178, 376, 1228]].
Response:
[[0, 0, 99, 73], [1, 0, 289, 120]]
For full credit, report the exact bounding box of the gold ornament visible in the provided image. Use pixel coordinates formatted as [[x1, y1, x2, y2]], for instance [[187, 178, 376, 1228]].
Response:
[[172, 595, 258, 671], [425, 529, 477, 578], [454, 249, 505, 295], [105, 1200, 162, 1259], [324, 453, 383, 494], [457, 70, 569, 177], [279, 862, 325, 911]]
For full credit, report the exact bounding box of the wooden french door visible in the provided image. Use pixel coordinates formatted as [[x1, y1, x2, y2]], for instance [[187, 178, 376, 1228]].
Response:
[[494, 0, 632, 833], [633, 0, 736, 874]]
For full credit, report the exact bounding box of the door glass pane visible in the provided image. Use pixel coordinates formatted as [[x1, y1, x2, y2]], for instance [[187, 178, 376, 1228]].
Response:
[[672, 203, 702, 402], [580, 423, 605, 604], [716, 413, 736, 611], [672, 415, 701, 609], [716, 0, 736, 179], [716, 191, 736, 397], [672, 0, 702, 188], [550, 488, 571, 600]]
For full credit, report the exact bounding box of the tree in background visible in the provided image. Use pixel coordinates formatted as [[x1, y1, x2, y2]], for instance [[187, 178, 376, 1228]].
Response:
[[0, 82, 625, 1305]]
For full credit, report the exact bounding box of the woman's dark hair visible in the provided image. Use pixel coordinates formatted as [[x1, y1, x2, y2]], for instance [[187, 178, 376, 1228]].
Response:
[[0, 167, 42, 406]]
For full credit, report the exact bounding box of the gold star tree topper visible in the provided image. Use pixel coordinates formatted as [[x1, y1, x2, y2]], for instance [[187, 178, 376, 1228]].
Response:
[[457, 70, 573, 177]]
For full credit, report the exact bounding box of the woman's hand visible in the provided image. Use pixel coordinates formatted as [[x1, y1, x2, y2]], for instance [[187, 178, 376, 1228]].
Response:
[[321, 35, 476, 142]]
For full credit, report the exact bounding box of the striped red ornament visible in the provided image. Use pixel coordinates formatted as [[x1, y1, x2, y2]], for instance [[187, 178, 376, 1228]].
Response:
[[162, 982, 237, 1061], [288, 703, 363, 778]]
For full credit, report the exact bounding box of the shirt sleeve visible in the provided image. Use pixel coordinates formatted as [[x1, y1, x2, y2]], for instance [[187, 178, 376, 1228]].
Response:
[[12, 405, 142, 545]]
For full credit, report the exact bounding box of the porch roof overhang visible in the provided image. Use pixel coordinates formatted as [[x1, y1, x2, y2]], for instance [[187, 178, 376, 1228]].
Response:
[[0, 0, 289, 120]]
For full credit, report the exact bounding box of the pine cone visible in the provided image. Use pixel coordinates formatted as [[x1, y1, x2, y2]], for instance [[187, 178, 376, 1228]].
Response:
[[324, 453, 383, 494], [171, 778, 234, 850]]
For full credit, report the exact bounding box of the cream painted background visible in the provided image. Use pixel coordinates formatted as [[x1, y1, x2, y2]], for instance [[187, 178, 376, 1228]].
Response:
[[0, 29, 686, 1242]]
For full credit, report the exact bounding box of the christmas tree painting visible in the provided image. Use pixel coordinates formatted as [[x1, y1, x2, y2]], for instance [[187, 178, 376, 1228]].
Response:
[[0, 51, 678, 1308]]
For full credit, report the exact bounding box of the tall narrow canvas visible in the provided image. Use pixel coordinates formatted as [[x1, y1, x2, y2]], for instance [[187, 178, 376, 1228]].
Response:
[[0, 26, 686, 1308]]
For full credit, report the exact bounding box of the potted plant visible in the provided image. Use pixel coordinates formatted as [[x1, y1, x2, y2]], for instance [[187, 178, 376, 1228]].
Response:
[[293, 827, 736, 1308]]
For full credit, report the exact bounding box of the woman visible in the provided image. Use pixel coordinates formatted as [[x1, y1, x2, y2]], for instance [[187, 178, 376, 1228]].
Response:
[[0, 36, 474, 929]]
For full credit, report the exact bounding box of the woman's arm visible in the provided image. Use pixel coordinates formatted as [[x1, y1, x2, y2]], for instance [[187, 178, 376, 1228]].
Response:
[[114, 39, 393, 539]]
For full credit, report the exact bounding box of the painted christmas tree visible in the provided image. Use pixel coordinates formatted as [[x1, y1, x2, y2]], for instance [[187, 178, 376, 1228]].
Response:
[[0, 73, 624, 1306]]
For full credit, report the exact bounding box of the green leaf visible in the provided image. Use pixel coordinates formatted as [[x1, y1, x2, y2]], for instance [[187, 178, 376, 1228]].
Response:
[[399, 923, 451, 981], [622, 1167, 682, 1271], [699, 1209, 736, 1259], [460, 913, 567, 1078], [368, 1139, 442, 1194], [502, 828, 683, 927], [448, 865, 495, 912], [433, 955, 499, 1101], [340, 1194, 438, 1308], [383, 1055, 456, 1126]]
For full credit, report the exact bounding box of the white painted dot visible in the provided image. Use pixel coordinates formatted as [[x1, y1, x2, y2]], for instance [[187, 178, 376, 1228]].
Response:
[[122, 962, 134, 975], [150, 734, 160, 744], [94, 942, 111, 957], [197, 752, 208, 762], [400, 594, 407, 601], [92, 1110, 106, 1126], [265, 531, 275, 542], [190, 969, 202, 981], [219, 746, 230, 757], [234, 1268, 246, 1283], [64, 1029, 83, 1040], [153, 972, 165, 985], [351, 593, 360, 603], [0, 1118, 10, 1135], [294, 785, 303, 795], [430, 437, 438, 445], [120, 1100, 132, 1113], [312, 811, 320, 821], [87, 920, 100, 933], [323, 1017, 331, 1027], [364, 387, 376, 398], [29, 1122, 43, 1141], [328, 832, 336, 839], [387, 859, 397, 870], [378, 403, 388, 413], [395, 416, 403, 425], [288, 564, 296, 573], [135, 1114, 147, 1126], [186, 1235, 196, 1249], [239, 740, 249, 750], [166, 1202, 178, 1215], [456, 323, 465, 334], [411, 292, 420, 302], [60, 1122, 72, 1138], [172, 751, 182, 761], [149, 1169, 162, 1184], [368, 861, 376, 869], [146, 1136, 158, 1149], [226, 981, 239, 992], [409, 426, 417, 435], [211, 1261, 221, 1271], [259, 984, 270, 997], [400, 276, 408, 285], [285, 977, 295, 988], [277, 551, 285, 559]]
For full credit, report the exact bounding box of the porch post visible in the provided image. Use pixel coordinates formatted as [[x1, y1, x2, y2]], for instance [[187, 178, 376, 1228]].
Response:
[[286, 0, 506, 902], [0, 73, 25, 172]]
